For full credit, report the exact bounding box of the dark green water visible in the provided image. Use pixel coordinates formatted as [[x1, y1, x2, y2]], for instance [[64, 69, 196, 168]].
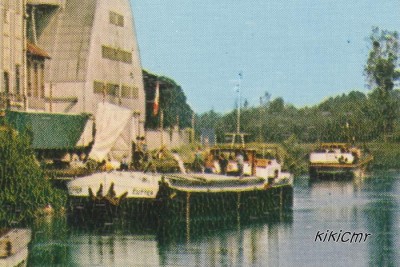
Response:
[[27, 172, 400, 266]]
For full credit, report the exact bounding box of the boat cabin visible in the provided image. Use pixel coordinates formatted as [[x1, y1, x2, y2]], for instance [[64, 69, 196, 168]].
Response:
[[315, 143, 350, 153], [207, 147, 257, 176]]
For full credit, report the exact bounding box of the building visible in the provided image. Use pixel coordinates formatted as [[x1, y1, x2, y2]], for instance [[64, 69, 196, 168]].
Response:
[[0, 0, 25, 110], [34, 0, 146, 159], [1, 0, 146, 161]]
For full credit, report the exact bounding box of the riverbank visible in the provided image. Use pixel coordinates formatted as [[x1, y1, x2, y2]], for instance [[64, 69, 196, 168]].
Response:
[[366, 142, 400, 170], [174, 142, 400, 175]]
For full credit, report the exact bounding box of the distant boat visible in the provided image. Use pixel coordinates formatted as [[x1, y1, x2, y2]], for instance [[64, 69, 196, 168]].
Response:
[[309, 143, 373, 180]]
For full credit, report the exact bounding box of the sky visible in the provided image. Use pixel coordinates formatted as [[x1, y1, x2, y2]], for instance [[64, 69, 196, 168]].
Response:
[[130, 0, 400, 113]]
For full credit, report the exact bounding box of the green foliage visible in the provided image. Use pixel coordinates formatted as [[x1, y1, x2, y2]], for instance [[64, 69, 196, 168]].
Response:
[[193, 28, 400, 144], [195, 89, 400, 144], [364, 27, 400, 136], [0, 127, 67, 227], [143, 70, 193, 130], [281, 135, 309, 175]]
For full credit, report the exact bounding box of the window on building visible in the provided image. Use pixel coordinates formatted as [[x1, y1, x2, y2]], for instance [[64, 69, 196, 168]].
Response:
[[93, 81, 105, 94], [121, 85, 139, 99], [3, 72, 10, 94], [40, 63, 45, 98], [132, 86, 139, 99], [33, 63, 38, 97], [102, 45, 132, 64], [27, 61, 32, 97], [94, 81, 138, 99], [15, 65, 20, 95], [106, 83, 119, 97], [121, 85, 131, 98], [109, 11, 124, 27]]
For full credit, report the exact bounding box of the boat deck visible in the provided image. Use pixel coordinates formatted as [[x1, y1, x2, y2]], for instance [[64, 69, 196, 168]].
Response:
[[165, 173, 264, 184], [310, 154, 374, 169], [163, 173, 276, 193]]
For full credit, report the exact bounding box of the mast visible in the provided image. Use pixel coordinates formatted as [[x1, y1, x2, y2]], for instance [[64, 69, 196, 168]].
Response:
[[236, 72, 242, 134]]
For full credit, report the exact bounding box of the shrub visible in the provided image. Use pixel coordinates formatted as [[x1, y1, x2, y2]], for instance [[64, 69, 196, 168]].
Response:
[[0, 127, 66, 227]]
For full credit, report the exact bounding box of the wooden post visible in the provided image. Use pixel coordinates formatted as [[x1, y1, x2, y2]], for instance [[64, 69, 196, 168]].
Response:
[[186, 192, 191, 242], [236, 192, 241, 227]]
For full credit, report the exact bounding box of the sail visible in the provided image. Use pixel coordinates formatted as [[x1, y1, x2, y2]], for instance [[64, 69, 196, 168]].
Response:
[[89, 102, 132, 162]]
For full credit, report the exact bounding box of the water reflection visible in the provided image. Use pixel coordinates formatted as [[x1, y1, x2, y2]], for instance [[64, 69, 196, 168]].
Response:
[[364, 172, 400, 267], [158, 215, 293, 267], [28, 209, 292, 266], [27, 172, 400, 266]]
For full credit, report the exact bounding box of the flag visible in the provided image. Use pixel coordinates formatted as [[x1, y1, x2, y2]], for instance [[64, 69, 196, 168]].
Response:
[[153, 81, 160, 116]]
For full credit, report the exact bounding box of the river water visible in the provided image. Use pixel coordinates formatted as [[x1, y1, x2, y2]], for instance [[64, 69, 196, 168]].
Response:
[[27, 172, 400, 267]]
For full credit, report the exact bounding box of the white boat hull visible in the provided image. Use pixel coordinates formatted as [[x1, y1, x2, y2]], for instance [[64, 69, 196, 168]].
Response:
[[67, 171, 162, 199]]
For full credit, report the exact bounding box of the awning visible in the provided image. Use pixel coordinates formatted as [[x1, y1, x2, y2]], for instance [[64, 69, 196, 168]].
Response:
[[6, 111, 89, 149], [27, 42, 51, 59]]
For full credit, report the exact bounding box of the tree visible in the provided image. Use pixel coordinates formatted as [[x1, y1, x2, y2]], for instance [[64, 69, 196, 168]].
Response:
[[142, 70, 193, 130], [364, 27, 400, 138], [269, 97, 285, 113]]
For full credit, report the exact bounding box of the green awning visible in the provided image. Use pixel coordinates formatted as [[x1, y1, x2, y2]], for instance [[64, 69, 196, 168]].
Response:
[[5, 111, 89, 149]]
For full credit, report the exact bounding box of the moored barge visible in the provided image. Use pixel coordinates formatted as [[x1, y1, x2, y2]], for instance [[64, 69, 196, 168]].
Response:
[[309, 143, 373, 179], [67, 148, 293, 222]]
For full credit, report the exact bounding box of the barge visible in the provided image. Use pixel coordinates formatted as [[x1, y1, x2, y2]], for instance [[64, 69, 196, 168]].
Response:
[[67, 148, 293, 223], [309, 143, 373, 180]]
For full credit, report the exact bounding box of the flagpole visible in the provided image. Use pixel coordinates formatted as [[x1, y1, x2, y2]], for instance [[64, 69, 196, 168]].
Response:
[[153, 80, 163, 147], [160, 109, 164, 147]]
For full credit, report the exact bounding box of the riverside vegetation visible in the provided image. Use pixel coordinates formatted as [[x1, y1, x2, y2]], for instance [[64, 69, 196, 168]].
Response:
[[0, 126, 67, 228]]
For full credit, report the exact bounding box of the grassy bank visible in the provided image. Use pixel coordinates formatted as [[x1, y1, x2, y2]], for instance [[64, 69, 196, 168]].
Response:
[[366, 142, 400, 170], [174, 141, 400, 175]]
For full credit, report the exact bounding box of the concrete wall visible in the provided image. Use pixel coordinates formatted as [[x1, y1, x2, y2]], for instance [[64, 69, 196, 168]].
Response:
[[146, 128, 191, 150]]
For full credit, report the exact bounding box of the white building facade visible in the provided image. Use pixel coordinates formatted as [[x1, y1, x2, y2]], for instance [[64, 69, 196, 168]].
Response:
[[32, 0, 144, 160], [0, 0, 25, 110]]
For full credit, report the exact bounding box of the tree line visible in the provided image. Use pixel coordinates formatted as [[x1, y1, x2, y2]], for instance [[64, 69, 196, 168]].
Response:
[[196, 27, 400, 144]]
